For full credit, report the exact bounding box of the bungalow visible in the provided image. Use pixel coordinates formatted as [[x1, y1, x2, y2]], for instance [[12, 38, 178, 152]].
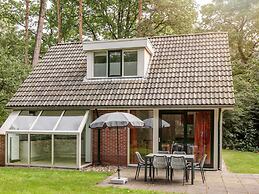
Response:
[[0, 32, 234, 170]]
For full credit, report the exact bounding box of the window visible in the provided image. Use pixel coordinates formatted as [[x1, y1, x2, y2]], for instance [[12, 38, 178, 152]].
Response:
[[108, 50, 122, 77], [124, 51, 137, 76], [93, 50, 138, 78], [94, 52, 107, 77]]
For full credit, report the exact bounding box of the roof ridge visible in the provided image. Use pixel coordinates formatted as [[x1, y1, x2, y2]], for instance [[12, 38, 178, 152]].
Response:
[[148, 31, 228, 39], [56, 42, 82, 45]]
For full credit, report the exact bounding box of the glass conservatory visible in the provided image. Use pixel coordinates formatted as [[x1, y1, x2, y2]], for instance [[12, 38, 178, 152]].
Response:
[[5, 110, 92, 169]]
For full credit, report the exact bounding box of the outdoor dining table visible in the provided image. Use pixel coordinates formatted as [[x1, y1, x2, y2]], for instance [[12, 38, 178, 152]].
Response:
[[144, 153, 195, 185]]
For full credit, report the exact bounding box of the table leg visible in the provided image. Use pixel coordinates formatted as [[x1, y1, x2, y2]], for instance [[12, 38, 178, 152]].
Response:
[[191, 160, 194, 185], [144, 157, 147, 181]]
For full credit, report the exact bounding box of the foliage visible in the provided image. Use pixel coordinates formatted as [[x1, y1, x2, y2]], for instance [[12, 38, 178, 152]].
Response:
[[0, 168, 167, 194], [223, 149, 259, 174], [200, 0, 259, 64], [200, 0, 259, 151], [0, 20, 30, 124], [139, 0, 197, 37]]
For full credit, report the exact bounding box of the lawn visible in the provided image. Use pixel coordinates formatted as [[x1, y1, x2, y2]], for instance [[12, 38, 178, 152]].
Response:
[[223, 149, 259, 174], [0, 167, 163, 194]]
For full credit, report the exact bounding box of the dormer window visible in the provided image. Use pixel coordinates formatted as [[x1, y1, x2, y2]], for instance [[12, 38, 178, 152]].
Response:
[[124, 51, 137, 76], [108, 50, 122, 77], [84, 38, 154, 79], [94, 52, 107, 77]]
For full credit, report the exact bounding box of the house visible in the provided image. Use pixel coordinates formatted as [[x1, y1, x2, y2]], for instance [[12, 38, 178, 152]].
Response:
[[0, 32, 234, 170]]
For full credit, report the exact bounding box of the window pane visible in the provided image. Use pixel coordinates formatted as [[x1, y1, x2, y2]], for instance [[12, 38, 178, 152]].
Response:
[[10, 111, 40, 130], [130, 110, 153, 164], [124, 51, 137, 76], [8, 134, 28, 164], [54, 135, 77, 167], [55, 110, 85, 131], [94, 52, 106, 77], [109, 51, 121, 76], [31, 111, 62, 131], [30, 134, 52, 165]]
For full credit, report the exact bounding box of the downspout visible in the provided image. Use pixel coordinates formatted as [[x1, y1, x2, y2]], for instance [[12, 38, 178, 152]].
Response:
[[218, 108, 222, 170], [95, 109, 101, 164]]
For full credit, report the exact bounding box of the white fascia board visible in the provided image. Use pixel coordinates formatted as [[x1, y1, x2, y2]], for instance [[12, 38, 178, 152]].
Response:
[[83, 38, 154, 55], [0, 111, 20, 135]]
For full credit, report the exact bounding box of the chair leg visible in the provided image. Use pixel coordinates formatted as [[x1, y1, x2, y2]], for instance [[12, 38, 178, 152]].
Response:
[[137, 165, 141, 178], [183, 170, 185, 185], [170, 168, 173, 181], [152, 166, 155, 182], [135, 165, 138, 180]]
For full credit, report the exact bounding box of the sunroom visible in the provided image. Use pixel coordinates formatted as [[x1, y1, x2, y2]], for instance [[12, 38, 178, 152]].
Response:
[[4, 110, 92, 169]]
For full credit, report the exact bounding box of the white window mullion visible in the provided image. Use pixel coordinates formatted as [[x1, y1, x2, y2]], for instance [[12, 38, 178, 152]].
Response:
[[53, 111, 65, 131], [29, 111, 42, 131]]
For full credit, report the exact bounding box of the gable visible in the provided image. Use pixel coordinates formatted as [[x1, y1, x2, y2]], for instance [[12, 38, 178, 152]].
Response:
[[7, 32, 235, 108]]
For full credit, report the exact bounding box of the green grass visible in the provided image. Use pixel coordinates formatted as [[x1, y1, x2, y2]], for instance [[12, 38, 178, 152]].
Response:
[[223, 149, 259, 174], [0, 167, 166, 194]]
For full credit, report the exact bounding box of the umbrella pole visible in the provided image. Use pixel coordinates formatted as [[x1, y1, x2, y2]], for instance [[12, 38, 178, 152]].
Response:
[[117, 126, 120, 179]]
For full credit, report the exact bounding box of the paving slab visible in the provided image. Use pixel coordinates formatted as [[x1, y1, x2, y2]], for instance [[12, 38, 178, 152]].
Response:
[[98, 166, 259, 194]]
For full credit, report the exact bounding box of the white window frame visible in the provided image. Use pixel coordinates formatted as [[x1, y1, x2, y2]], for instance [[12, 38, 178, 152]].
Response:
[[92, 49, 139, 78], [93, 51, 108, 78]]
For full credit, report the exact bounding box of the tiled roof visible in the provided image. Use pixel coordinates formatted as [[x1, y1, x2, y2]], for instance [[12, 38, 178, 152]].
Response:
[[7, 32, 235, 108]]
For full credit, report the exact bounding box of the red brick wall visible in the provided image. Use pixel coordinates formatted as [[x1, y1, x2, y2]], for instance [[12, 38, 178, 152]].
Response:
[[0, 135, 5, 166], [92, 128, 128, 166]]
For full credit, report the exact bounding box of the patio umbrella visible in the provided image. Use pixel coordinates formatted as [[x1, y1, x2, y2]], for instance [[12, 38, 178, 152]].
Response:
[[90, 112, 144, 183], [143, 118, 170, 128]]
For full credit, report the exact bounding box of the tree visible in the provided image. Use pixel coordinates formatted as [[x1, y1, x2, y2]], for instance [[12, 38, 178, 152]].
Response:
[[57, 0, 62, 43], [32, 0, 47, 67], [200, 0, 259, 63], [138, 0, 197, 37], [25, 0, 30, 65], [79, 0, 83, 42], [137, 0, 142, 36]]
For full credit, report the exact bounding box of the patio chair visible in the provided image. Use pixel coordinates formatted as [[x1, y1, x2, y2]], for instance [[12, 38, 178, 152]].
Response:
[[135, 152, 151, 180], [173, 151, 186, 155], [188, 154, 207, 183], [170, 156, 188, 185], [152, 155, 169, 181]]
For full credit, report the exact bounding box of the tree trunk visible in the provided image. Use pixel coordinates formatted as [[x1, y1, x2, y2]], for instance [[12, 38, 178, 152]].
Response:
[[57, 0, 62, 43], [24, 0, 30, 65], [79, 0, 83, 42], [32, 0, 47, 67], [137, 0, 142, 36]]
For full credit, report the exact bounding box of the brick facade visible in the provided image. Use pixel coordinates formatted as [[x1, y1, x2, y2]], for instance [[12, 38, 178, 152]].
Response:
[[0, 135, 5, 166], [92, 128, 127, 166]]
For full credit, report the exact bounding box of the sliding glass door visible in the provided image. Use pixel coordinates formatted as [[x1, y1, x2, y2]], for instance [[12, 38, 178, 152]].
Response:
[[159, 110, 213, 167]]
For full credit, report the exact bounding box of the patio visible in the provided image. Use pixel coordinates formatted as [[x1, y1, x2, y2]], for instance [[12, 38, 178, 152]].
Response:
[[99, 167, 259, 194]]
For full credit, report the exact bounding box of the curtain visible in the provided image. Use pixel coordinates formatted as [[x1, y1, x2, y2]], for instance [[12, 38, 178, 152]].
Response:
[[194, 111, 211, 164]]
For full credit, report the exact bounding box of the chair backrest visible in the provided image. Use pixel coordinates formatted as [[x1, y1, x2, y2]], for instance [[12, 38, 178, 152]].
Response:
[[157, 150, 170, 154], [135, 152, 145, 164], [170, 156, 186, 170], [173, 151, 186, 155], [200, 154, 207, 168], [152, 155, 168, 168]]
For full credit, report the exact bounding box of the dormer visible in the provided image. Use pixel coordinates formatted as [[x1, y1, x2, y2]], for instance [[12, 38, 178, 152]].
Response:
[[83, 38, 154, 79]]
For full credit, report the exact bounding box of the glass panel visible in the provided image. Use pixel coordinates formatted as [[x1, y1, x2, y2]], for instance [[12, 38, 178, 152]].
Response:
[[81, 128, 86, 164], [30, 134, 52, 165], [94, 52, 107, 77], [54, 135, 77, 167], [31, 111, 62, 131], [160, 113, 185, 152], [55, 110, 85, 131], [10, 110, 40, 130], [124, 51, 137, 76], [109, 51, 121, 76], [8, 134, 28, 164], [130, 110, 153, 164]]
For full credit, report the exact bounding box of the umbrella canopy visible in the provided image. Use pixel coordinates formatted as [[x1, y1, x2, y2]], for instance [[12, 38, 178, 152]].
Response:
[[143, 118, 170, 128], [90, 112, 144, 129]]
